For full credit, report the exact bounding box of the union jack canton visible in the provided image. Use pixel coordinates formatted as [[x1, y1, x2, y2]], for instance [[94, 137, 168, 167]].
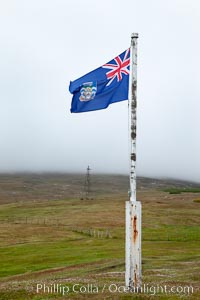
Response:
[[69, 49, 130, 113]]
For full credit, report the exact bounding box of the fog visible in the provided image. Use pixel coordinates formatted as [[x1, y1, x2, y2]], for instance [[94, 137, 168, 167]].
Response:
[[0, 0, 200, 182]]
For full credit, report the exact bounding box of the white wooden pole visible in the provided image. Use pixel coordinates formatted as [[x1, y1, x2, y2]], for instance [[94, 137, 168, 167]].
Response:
[[125, 33, 142, 290]]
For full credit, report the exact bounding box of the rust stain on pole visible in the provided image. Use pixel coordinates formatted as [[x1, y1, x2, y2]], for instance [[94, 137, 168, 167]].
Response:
[[131, 130, 136, 140], [131, 153, 136, 161], [133, 215, 138, 242], [133, 264, 139, 289], [134, 270, 137, 287], [132, 81, 137, 102]]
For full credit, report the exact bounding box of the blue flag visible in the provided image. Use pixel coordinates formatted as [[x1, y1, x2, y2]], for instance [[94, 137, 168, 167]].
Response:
[[69, 49, 130, 113]]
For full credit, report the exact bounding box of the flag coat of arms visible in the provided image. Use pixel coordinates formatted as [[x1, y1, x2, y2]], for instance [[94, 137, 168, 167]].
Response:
[[69, 49, 130, 113]]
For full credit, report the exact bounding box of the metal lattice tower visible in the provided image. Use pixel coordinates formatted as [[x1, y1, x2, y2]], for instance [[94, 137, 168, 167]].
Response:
[[83, 166, 91, 199]]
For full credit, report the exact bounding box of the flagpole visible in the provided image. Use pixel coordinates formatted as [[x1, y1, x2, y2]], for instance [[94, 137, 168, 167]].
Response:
[[125, 33, 142, 290]]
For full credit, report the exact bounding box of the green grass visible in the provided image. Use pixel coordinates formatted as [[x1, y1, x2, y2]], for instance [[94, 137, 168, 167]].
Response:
[[193, 199, 200, 203], [0, 237, 123, 278], [163, 188, 200, 194], [143, 224, 200, 241]]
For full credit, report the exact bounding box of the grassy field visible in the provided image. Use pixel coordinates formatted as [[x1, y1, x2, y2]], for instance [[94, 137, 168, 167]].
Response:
[[0, 174, 199, 299]]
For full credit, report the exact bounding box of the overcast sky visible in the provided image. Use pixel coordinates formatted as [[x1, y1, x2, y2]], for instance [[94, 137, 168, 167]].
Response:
[[0, 0, 199, 182]]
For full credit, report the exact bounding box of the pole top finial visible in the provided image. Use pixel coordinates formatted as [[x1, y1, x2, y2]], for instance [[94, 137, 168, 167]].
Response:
[[131, 33, 139, 38]]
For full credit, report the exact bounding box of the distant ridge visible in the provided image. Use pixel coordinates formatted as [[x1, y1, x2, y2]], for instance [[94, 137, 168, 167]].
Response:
[[137, 176, 200, 189]]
